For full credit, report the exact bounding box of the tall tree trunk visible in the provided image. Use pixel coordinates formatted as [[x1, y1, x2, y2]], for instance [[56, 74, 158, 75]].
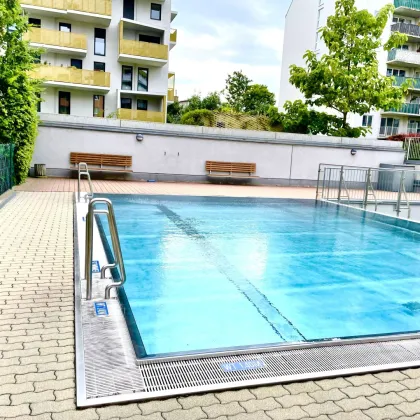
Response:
[[342, 112, 348, 128]]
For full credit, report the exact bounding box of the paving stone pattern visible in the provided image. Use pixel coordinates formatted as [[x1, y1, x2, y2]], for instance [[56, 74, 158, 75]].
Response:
[[1, 191, 420, 420]]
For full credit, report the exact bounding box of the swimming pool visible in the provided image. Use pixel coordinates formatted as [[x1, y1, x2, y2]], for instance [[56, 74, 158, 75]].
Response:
[[97, 195, 420, 359]]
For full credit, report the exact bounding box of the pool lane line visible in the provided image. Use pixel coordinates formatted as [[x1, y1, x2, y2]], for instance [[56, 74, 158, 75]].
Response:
[[156, 204, 306, 342]]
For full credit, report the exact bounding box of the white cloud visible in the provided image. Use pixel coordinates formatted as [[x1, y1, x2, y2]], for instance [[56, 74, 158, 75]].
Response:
[[169, 0, 286, 103]]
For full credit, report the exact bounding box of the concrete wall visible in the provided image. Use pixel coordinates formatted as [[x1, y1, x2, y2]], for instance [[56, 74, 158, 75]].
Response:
[[31, 114, 406, 186]]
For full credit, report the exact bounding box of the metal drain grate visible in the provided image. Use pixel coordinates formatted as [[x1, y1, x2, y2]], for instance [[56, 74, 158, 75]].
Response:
[[138, 341, 420, 393], [82, 300, 145, 399]]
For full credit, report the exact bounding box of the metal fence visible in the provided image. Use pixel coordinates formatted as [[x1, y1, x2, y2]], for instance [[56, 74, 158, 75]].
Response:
[[0, 144, 14, 195], [405, 137, 420, 160], [316, 164, 420, 219]]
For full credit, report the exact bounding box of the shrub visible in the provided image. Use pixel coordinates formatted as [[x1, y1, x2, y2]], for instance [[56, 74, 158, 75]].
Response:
[[180, 109, 215, 126]]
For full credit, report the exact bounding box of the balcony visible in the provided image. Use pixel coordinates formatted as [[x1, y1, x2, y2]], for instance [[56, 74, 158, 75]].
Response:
[[383, 102, 420, 115], [392, 76, 420, 91], [20, 0, 111, 25], [30, 66, 110, 92], [379, 126, 399, 138], [118, 109, 165, 123], [387, 48, 420, 67], [168, 72, 175, 103], [24, 28, 87, 56], [118, 21, 168, 67], [394, 0, 420, 17], [170, 29, 177, 50], [391, 22, 420, 42]]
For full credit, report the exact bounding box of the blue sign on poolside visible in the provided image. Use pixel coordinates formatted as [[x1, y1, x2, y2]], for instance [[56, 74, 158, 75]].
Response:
[[92, 260, 100, 273], [94, 302, 109, 317], [220, 360, 266, 372]]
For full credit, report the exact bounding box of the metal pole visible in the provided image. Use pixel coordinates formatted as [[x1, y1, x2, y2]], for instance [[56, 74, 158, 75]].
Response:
[[316, 164, 322, 201], [337, 166, 344, 203], [85, 201, 94, 301], [396, 171, 404, 217], [326, 168, 332, 200], [407, 138, 412, 162], [363, 168, 371, 209]]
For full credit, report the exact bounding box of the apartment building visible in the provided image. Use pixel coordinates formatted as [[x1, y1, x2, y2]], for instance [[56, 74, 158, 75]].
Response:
[[21, 0, 178, 123], [280, 0, 420, 139]]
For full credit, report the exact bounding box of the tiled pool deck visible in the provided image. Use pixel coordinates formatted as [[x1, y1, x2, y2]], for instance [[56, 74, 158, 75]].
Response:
[[1, 178, 420, 419]]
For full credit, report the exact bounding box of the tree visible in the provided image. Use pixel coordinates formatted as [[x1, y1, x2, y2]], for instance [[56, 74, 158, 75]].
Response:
[[243, 84, 275, 115], [0, 0, 41, 184], [201, 91, 222, 111], [224, 71, 251, 112], [167, 101, 183, 124], [289, 0, 409, 136]]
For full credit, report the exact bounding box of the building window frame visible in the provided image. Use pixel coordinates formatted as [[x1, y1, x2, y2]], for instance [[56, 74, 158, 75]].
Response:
[[58, 91, 71, 115], [137, 99, 148, 111], [59, 22, 71, 32], [94, 62, 106, 72], [362, 115, 373, 128], [120, 97, 132, 109], [137, 68, 149, 92], [121, 65, 133, 90], [70, 58, 82, 69], [93, 95, 105, 118], [150, 3, 162, 20], [94, 28, 106, 56]]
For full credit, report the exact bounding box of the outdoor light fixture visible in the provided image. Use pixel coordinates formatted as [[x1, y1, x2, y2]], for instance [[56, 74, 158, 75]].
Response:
[[351, 149, 357, 156], [136, 134, 144, 142]]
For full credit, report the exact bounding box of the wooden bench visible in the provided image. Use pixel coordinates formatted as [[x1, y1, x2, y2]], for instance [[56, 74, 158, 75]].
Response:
[[205, 161, 258, 178], [70, 152, 133, 172]]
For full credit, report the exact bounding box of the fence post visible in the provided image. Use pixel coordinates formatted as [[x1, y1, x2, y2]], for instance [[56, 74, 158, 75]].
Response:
[[316, 164, 322, 201], [396, 170, 405, 217], [363, 168, 371, 209], [326, 168, 332, 200], [8, 144, 13, 190], [407, 138, 412, 162], [337, 166, 344, 203]]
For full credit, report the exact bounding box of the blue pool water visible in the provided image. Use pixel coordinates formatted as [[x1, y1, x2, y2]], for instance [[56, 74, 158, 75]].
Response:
[[98, 195, 420, 358]]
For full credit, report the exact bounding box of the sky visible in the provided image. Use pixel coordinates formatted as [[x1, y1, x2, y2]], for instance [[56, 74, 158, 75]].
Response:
[[170, 0, 290, 102]]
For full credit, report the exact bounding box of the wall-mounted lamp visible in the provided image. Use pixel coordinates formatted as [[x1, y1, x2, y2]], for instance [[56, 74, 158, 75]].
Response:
[[351, 148, 357, 156], [136, 134, 144, 142]]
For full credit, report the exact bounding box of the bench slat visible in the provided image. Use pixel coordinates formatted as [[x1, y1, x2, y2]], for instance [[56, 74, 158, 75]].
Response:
[[205, 161, 256, 174], [70, 152, 132, 169]]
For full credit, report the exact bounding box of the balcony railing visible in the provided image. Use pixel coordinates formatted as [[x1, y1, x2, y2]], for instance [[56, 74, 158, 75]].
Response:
[[391, 22, 420, 38], [394, 0, 420, 11], [386, 102, 420, 114], [168, 88, 175, 102], [170, 29, 177, 43], [393, 76, 420, 89], [68, 0, 112, 16], [388, 48, 420, 66], [20, 0, 66, 9], [379, 126, 399, 137], [31, 66, 110, 88], [118, 21, 168, 60], [25, 27, 87, 50], [20, 0, 111, 15], [118, 109, 165, 123]]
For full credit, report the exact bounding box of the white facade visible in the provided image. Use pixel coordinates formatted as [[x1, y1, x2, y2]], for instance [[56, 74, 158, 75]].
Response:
[[280, 0, 420, 139], [21, 0, 177, 123]]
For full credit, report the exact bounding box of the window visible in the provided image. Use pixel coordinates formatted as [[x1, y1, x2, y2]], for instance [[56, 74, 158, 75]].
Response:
[[151, 3, 162, 20], [386, 68, 406, 77], [121, 98, 132, 109], [138, 68, 148, 91], [362, 115, 373, 127], [121, 66, 133, 90], [33, 54, 41, 64], [94, 62, 106, 72], [139, 34, 161, 44], [93, 95, 105, 117], [59, 92, 70, 115], [408, 120, 420, 134], [70, 59, 82, 69], [29, 18, 41, 27], [137, 99, 148, 110], [393, 17, 411, 24], [123, 0, 135, 20], [380, 117, 399, 136], [94, 28, 106, 56], [59, 23, 71, 32], [397, 44, 409, 50]]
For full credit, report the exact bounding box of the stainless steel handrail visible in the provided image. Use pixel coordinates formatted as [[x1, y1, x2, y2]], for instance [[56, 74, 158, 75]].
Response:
[[85, 198, 126, 300], [78, 162, 94, 203]]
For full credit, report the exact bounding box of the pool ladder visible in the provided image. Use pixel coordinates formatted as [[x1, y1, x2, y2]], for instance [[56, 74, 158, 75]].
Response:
[[78, 162, 94, 203]]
